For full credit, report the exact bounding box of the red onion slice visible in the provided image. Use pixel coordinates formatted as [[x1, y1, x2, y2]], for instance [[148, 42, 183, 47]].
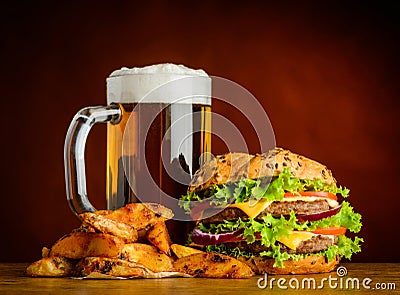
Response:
[[191, 228, 244, 245], [297, 204, 342, 222]]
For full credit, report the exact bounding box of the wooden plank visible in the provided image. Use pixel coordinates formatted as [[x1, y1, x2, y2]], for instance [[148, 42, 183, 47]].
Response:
[[1, 263, 399, 294]]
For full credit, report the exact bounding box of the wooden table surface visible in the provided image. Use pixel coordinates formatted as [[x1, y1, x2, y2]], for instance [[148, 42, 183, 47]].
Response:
[[1, 263, 399, 294]]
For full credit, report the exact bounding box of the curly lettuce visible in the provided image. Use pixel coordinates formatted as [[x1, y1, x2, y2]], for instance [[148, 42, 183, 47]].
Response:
[[179, 168, 350, 213]]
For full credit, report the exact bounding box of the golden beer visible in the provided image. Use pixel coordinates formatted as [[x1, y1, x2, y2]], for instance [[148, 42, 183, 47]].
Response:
[[106, 102, 211, 209]]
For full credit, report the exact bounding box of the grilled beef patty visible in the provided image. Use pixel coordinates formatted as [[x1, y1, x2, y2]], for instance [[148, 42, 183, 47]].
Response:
[[202, 200, 330, 223], [224, 235, 337, 255]]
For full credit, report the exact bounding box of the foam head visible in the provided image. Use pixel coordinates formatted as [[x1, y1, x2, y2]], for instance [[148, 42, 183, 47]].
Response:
[[107, 63, 211, 105]]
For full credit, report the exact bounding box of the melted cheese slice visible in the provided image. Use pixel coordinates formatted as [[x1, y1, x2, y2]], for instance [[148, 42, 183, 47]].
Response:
[[229, 197, 339, 219], [277, 231, 335, 250], [277, 231, 315, 249], [229, 199, 273, 219]]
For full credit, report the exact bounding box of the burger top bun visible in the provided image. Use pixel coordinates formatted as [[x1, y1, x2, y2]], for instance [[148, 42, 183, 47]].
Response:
[[188, 147, 336, 193]]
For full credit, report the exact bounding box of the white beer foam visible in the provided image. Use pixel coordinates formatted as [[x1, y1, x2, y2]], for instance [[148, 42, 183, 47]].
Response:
[[107, 63, 211, 105], [109, 63, 208, 77]]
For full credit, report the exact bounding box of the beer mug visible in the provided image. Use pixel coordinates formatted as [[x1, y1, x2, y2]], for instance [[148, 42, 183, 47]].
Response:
[[64, 64, 211, 222]]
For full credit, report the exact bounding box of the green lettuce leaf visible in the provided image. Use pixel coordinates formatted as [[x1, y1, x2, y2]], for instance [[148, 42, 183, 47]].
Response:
[[306, 201, 362, 233], [179, 168, 350, 213]]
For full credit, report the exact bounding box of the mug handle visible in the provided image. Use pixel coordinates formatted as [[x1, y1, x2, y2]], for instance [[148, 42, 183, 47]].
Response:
[[64, 104, 121, 215]]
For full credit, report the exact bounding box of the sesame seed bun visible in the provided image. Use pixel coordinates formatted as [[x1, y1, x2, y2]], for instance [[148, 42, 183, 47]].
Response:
[[188, 147, 336, 193]]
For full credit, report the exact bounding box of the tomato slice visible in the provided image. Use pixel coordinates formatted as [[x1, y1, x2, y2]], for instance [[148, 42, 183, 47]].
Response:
[[284, 191, 337, 201], [310, 226, 347, 235]]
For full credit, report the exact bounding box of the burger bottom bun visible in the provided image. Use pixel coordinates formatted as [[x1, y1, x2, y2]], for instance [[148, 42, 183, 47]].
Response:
[[238, 255, 340, 275]]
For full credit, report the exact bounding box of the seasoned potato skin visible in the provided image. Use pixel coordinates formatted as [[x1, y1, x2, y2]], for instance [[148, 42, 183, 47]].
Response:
[[119, 243, 173, 272], [173, 252, 254, 278], [146, 222, 172, 255], [171, 244, 203, 258], [79, 212, 138, 243], [100, 203, 173, 230], [76, 257, 149, 277], [49, 232, 124, 259], [26, 257, 75, 277]]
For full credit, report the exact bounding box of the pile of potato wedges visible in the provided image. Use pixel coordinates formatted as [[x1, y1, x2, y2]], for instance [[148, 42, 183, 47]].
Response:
[[26, 203, 253, 279]]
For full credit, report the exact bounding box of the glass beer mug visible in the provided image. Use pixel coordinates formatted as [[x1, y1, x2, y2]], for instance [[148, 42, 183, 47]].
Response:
[[64, 64, 211, 224]]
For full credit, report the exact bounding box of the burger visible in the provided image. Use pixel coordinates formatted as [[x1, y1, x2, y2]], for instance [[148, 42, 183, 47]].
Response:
[[179, 147, 363, 274]]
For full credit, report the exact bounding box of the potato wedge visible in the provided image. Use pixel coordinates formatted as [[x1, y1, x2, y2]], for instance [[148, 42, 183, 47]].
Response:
[[77, 257, 151, 277], [171, 244, 203, 258], [146, 222, 172, 255], [49, 232, 123, 259], [26, 257, 75, 277], [72, 222, 97, 233], [79, 212, 138, 243], [101, 203, 173, 230], [120, 243, 173, 272], [173, 252, 254, 278]]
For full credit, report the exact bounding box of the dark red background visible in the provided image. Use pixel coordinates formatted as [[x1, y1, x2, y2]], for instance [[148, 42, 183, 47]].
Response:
[[1, 1, 399, 262]]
